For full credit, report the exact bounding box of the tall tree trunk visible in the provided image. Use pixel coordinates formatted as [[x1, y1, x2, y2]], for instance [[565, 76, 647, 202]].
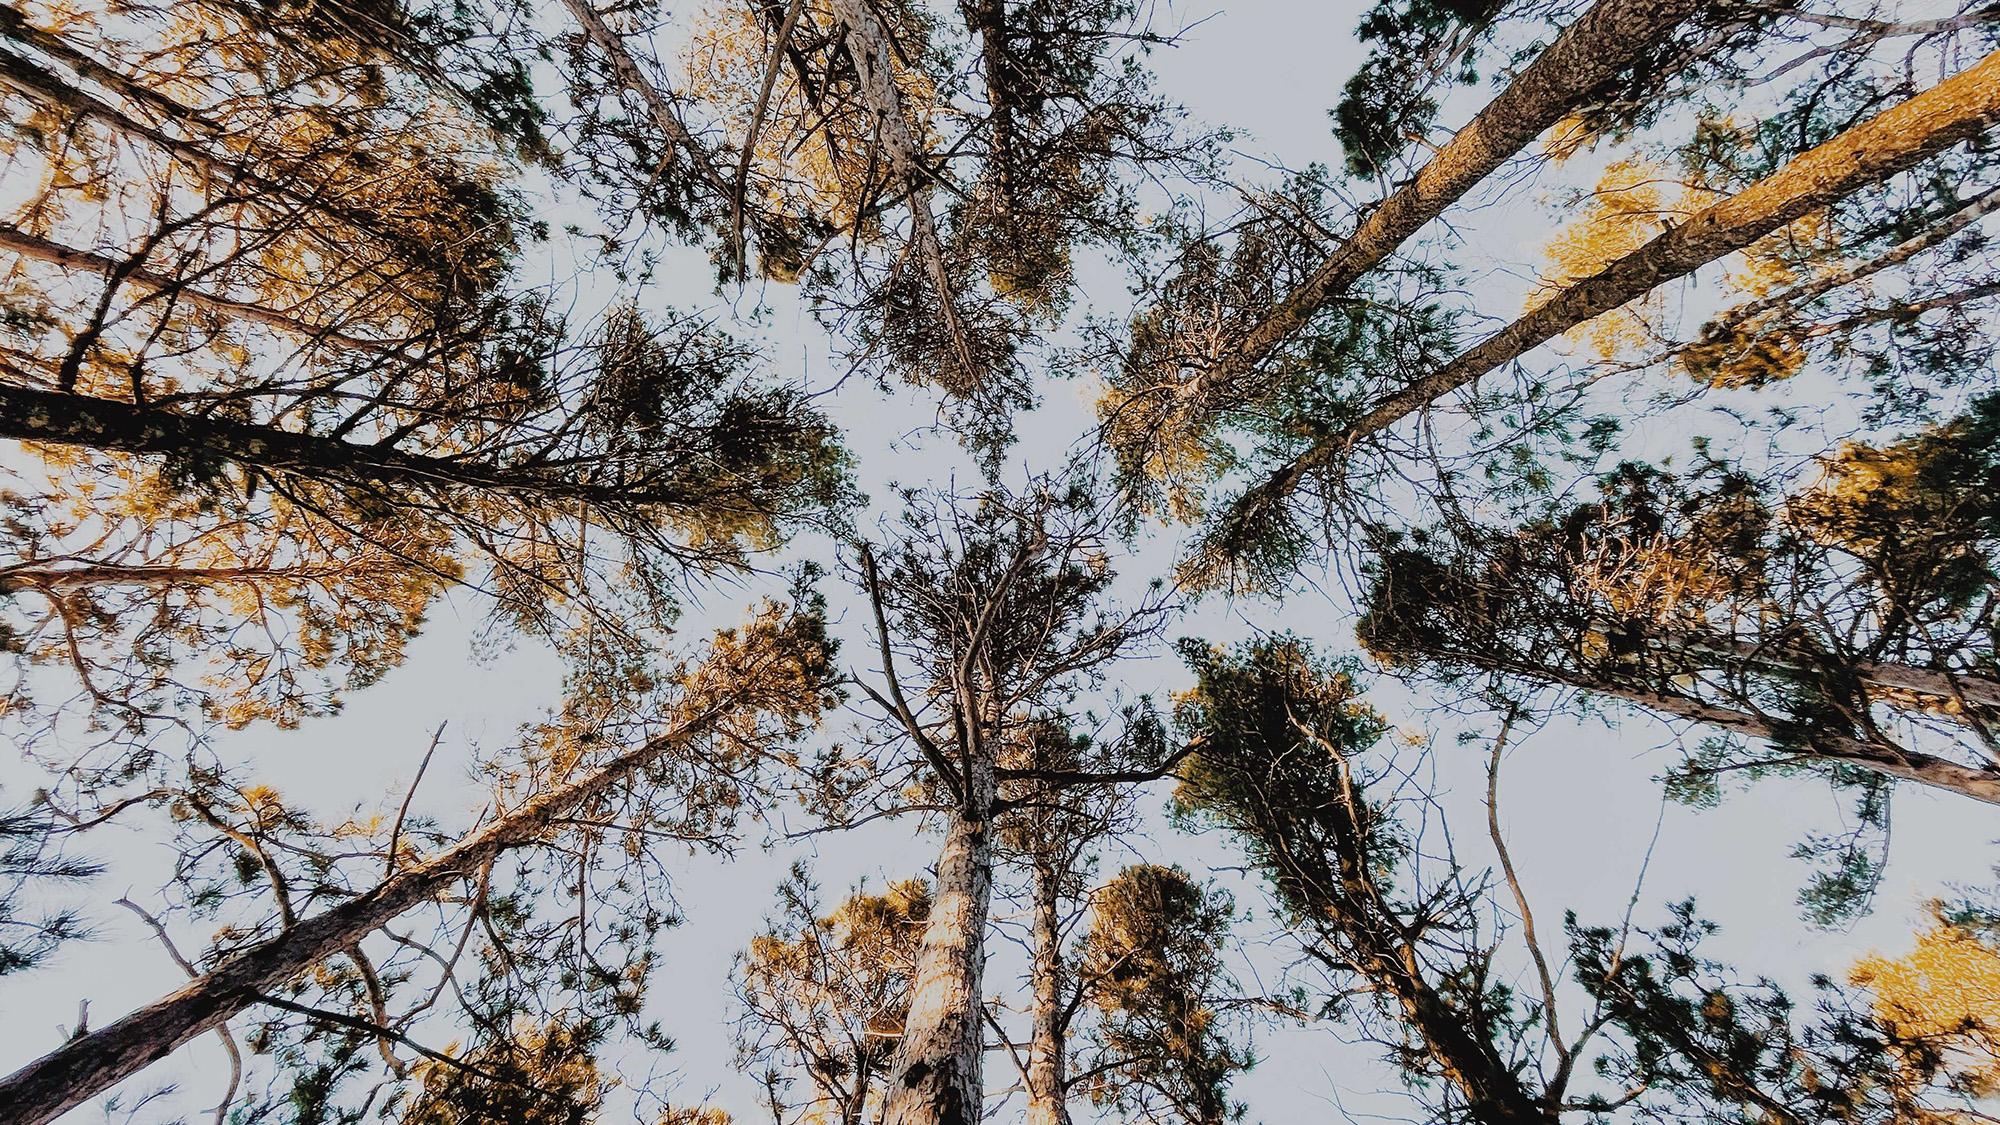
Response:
[[0, 384, 698, 511], [1187, 0, 1706, 399], [1258, 47, 2000, 494], [0, 700, 741, 1125], [1023, 857, 1069, 1125], [879, 762, 996, 1125]]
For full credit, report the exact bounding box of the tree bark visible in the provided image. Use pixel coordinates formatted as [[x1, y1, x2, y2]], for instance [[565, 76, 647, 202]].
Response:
[[1186, 0, 1706, 400], [1261, 47, 2000, 491], [1655, 628, 2000, 714], [1700, 182, 2000, 338], [879, 762, 996, 1125], [0, 384, 698, 512], [1023, 858, 1070, 1125], [0, 700, 739, 1125]]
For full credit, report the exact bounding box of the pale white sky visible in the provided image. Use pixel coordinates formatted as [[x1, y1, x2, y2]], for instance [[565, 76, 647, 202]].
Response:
[[4, 2, 1997, 1122]]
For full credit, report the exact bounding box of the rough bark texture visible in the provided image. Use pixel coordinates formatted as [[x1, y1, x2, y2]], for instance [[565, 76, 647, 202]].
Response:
[[1703, 182, 2000, 336], [1272, 47, 2000, 483], [1024, 859, 1070, 1125], [1197, 0, 1706, 395], [879, 763, 996, 1125], [0, 384, 694, 510], [0, 705, 733, 1125]]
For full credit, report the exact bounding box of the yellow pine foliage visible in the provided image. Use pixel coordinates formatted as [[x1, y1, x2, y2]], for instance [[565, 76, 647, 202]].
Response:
[[1850, 922, 2000, 1095], [1531, 160, 1702, 360]]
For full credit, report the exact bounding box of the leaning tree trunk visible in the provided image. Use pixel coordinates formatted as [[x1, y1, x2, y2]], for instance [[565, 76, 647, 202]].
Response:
[[1201, 0, 1707, 394], [0, 384, 694, 511], [1653, 627, 2000, 715], [1402, 637, 2000, 804], [1260, 47, 2000, 490], [879, 761, 997, 1125], [1570, 667, 2000, 804], [0, 701, 738, 1125], [556, 0, 731, 203], [1249, 755, 1555, 1125], [1024, 858, 1070, 1125]]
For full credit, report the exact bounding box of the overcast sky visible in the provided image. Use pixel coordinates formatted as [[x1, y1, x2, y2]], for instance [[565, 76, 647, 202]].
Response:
[[4, 2, 1998, 1122]]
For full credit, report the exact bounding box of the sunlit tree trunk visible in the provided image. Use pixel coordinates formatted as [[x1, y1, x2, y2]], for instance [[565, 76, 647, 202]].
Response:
[[0, 700, 743, 1125], [879, 761, 996, 1125], [1263, 47, 2000, 489], [1192, 0, 1705, 396], [1024, 857, 1069, 1125]]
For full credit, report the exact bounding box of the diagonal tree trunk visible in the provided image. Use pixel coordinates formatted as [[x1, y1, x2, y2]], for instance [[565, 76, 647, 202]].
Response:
[[1396, 635, 2000, 804], [0, 690, 760, 1125], [1253, 48, 2000, 498], [879, 760, 996, 1125], [1177, 0, 1707, 402], [1547, 664, 2000, 804], [557, 0, 735, 208], [1653, 627, 2000, 714], [0, 384, 707, 513], [1697, 181, 2000, 340]]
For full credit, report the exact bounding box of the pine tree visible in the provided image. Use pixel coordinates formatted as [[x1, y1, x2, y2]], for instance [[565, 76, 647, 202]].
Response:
[[0, 602, 839, 1125]]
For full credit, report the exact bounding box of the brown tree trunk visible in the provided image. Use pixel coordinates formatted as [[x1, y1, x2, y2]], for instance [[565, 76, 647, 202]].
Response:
[[1260, 757, 1554, 1124], [0, 701, 739, 1125], [1264, 47, 2000, 489], [1192, 0, 1706, 398], [1023, 858, 1069, 1125], [0, 384, 695, 511], [879, 762, 996, 1125]]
